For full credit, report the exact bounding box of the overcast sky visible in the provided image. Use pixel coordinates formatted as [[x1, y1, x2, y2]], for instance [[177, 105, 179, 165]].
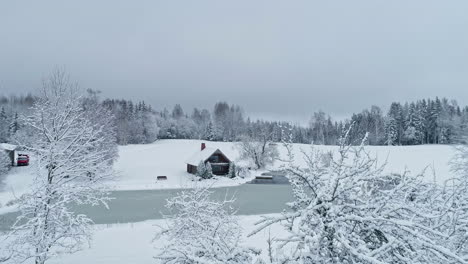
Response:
[[1, 0, 468, 124]]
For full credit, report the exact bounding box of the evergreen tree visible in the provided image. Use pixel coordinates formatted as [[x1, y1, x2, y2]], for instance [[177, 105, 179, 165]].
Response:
[[196, 161, 213, 179], [206, 162, 213, 179], [0, 107, 8, 142], [403, 102, 424, 145], [387, 102, 404, 145], [171, 104, 184, 119], [0, 150, 10, 176], [228, 162, 236, 179], [9, 112, 19, 135], [385, 117, 398, 146]]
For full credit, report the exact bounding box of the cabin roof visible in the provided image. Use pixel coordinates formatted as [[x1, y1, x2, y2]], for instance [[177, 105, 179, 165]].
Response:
[[0, 143, 17, 151], [185, 147, 230, 166]]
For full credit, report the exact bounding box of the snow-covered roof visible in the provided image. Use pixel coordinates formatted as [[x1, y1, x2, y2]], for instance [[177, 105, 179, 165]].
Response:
[[0, 143, 17, 151], [185, 147, 229, 166]]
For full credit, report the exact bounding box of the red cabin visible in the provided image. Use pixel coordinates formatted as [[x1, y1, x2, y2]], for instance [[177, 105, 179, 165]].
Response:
[[186, 143, 231, 176]]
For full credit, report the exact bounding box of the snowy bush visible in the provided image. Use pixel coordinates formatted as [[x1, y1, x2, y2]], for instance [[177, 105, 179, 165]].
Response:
[[451, 142, 468, 180], [236, 166, 251, 179], [196, 161, 213, 179], [445, 141, 468, 258], [155, 187, 259, 264], [250, 128, 467, 264], [228, 162, 237, 178]]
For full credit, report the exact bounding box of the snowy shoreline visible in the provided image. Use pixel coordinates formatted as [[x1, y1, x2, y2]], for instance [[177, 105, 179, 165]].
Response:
[[1, 214, 286, 264]]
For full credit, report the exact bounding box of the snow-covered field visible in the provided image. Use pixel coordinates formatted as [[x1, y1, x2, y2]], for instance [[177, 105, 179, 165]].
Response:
[[112, 140, 458, 189], [0, 164, 34, 211], [0, 140, 462, 263], [0, 214, 286, 264], [0, 139, 459, 210], [112, 140, 253, 191]]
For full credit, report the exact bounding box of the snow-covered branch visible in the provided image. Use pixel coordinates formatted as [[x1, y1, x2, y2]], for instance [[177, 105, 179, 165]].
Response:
[[251, 126, 468, 263], [155, 186, 259, 264]]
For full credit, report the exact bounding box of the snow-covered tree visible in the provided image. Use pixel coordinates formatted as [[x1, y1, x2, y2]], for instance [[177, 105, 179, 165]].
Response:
[[250, 127, 466, 264], [9, 112, 19, 135], [237, 132, 279, 170], [205, 162, 213, 179], [309, 111, 327, 145], [0, 150, 10, 176], [102, 98, 159, 144], [196, 160, 213, 179], [5, 70, 117, 264], [386, 102, 405, 145], [155, 187, 258, 264], [403, 102, 424, 145], [212, 102, 245, 141], [204, 121, 221, 141], [385, 116, 398, 146], [0, 107, 9, 142], [403, 126, 418, 144], [228, 162, 237, 179], [82, 89, 119, 164], [452, 138, 468, 178], [171, 104, 185, 119]]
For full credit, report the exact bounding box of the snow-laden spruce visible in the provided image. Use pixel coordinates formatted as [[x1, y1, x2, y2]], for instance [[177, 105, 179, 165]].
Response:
[[3, 70, 117, 264], [0, 150, 10, 178], [196, 160, 213, 179], [250, 127, 467, 264], [154, 186, 259, 264]]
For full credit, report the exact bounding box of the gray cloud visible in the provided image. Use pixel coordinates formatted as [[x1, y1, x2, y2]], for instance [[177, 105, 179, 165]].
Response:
[[1, 0, 467, 123]]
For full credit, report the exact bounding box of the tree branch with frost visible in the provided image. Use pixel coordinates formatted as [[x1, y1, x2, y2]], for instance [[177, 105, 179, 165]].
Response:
[[154, 186, 259, 264]]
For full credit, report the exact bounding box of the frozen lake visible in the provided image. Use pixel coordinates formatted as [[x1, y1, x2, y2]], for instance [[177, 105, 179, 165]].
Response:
[[0, 184, 293, 231]]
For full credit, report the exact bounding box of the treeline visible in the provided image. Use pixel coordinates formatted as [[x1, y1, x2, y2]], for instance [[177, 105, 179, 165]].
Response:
[[0, 94, 36, 143], [101, 98, 159, 145], [336, 98, 468, 145], [135, 98, 468, 146], [1, 93, 467, 146]]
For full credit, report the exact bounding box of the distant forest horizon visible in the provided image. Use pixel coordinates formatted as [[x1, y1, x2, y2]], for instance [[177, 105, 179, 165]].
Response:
[[1, 91, 467, 146]]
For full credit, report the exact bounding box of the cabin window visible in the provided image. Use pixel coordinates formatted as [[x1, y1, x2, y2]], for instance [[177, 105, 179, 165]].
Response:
[[212, 165, 222, 173], [209, 155, 219, 163]]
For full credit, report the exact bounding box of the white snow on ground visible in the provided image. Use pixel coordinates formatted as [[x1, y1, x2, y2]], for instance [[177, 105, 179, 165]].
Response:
[[113, 140, 457, 190], [282, 143, 457, 184], [0, 141, 462, 263], [0, 163, 34, 210], [113, 140, 458, 190], [0, 214, 287, 264], [0, 139, 459, 210], [111, 140, 255, 191]]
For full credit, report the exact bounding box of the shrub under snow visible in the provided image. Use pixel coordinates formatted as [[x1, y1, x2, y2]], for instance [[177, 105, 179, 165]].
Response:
[[155, 186, 259, 264]]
